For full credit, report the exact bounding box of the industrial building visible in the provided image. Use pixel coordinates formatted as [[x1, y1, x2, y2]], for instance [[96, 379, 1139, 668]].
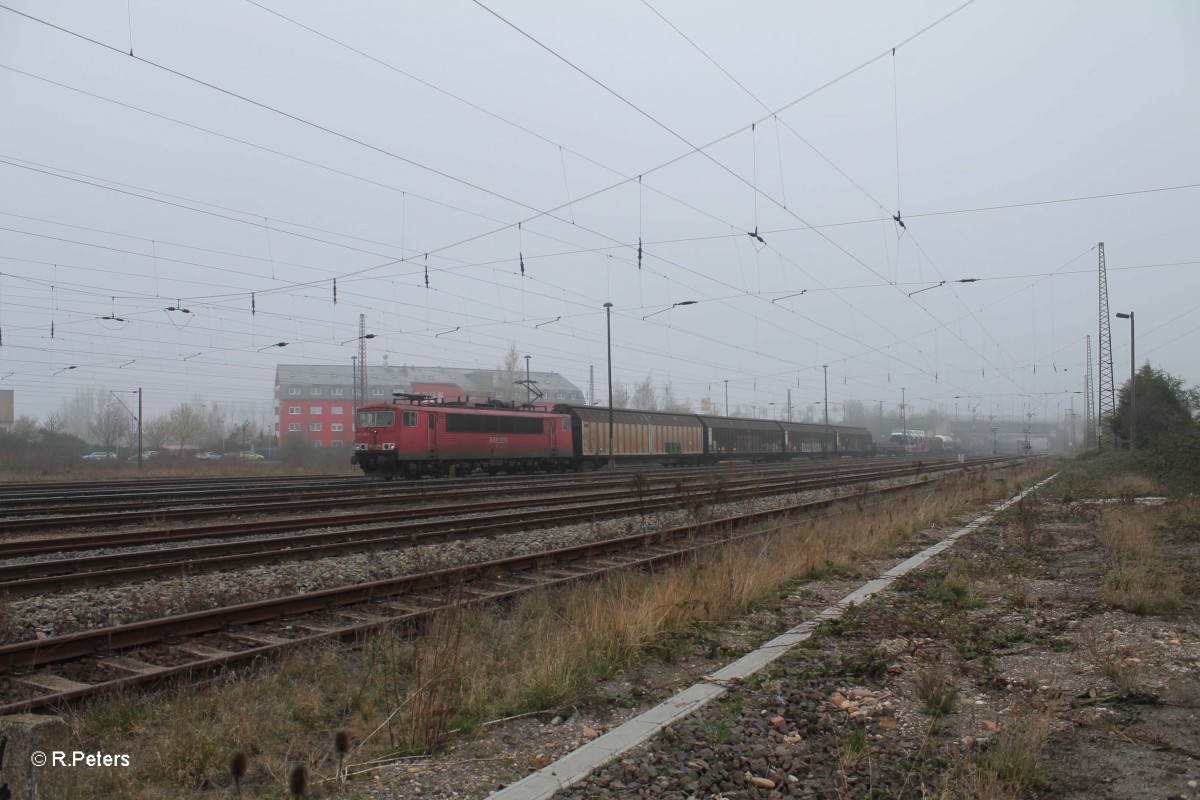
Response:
[[273, 364, 585, 448]]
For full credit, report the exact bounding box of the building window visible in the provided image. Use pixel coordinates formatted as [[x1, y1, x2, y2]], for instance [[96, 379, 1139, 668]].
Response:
[[310, 406, 322, 415], [288, 387, 300, 396], [331, 423, 343, 432], [371, 387, 384, 396], [288, 406, 300, 415], [310, 387, 323, 396], [330, 440, 343, 447], [313, 440, 322, 447], [331, 406, 343, 415], [310, 423, 322, 431], [288, 423, 300, 432], [332, 387, 344, 396]]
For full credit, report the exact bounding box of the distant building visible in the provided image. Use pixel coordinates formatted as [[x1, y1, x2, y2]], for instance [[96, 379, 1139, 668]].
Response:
[[273, 365, 585, 448], [0, 390, 13, 433]]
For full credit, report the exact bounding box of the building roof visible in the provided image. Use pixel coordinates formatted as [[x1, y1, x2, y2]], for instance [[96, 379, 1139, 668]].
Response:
[[274, 364, 584, 401]]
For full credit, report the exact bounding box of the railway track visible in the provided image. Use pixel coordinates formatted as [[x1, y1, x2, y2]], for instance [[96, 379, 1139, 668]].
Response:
[[0, 469, 997, 716], [0, 456, 1034, 714], [0, 459, 1003, 595], [0, 456, 950, 533], [0, 472, 361, 502]]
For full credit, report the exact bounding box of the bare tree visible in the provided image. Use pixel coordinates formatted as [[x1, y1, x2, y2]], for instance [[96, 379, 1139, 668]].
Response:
[[91, 404, 132, 454], [610, 381, 629, 409], [168, 404, 207, 453], [11, 415, 38, 443], [633, 375, 658, 411], [123, 421, 141, 453], [843, 398, 869, 427], [144, 416, 172, 450], [59, 388, 101, 440], [496, 343, 521, 402], [41, 410, 67, 435], [205, 402, 227, 444], [229, 420, 254, 452], [660, 382, 691, 413]]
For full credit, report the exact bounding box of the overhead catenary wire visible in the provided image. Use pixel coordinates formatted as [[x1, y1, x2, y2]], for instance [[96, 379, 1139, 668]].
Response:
[[0, 0, 1183, 417]]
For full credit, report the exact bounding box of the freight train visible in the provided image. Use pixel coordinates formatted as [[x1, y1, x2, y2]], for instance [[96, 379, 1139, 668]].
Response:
[[351, 395, 874, 479]]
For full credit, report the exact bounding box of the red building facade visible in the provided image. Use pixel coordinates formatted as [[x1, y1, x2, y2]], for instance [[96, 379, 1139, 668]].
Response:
[[274, 364, 584, 449]]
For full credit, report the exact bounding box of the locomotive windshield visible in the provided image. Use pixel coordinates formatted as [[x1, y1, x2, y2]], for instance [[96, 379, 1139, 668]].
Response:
[[357, 410, 396, 428]]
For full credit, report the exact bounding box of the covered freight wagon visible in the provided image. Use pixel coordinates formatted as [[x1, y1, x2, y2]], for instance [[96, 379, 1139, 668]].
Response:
[[699, 416, 785, 458], [555, 405, 705, 465], [778, 421, 834, 454]]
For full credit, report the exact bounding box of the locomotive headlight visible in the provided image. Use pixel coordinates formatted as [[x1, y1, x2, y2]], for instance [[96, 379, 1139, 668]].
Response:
[[354, 443, 367, 451], [382, 443, 396, 451]]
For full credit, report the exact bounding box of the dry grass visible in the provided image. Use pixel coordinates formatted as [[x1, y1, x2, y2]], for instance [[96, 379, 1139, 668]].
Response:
[[65, 463, 1050, 798], [1096, 507, 1182, 614], [954, 712, 1052, 800], [1103, 473, 1158, 503], [1098, 507, 1157, 558], [978, 712, 1052, 789]]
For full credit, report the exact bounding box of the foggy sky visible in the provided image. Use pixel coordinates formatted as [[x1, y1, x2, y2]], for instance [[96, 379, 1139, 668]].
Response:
[[1, 0, 1197, 429]]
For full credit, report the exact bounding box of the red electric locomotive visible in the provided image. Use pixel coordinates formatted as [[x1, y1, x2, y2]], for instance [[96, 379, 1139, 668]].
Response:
[[352, 394, 572, 479]]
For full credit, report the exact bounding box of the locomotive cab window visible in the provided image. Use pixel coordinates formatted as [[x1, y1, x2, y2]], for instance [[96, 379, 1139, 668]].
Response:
[[357, 410, 396, 428], [402, 411, 418, 428], [562, 419, 570, 431]]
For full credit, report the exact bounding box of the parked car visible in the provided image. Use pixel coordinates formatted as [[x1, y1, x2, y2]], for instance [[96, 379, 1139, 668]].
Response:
[[236, 452, 265, 461], [127, 451, 160, 462], [195, 452, 222, 461], [82, 452, 118, 461]]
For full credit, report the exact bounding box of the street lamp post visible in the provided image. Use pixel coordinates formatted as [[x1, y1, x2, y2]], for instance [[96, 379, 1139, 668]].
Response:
[[1116, 312, 1135, 450], [822, 365, 830, 454], [901, 387, 907, 456], [604, 302, 614, 471], [724, 380, 729, 416]]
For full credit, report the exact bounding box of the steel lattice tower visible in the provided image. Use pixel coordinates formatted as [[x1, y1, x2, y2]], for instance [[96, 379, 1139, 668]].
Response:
[[1097, 243, 1116, 450], [1085, 335, 1095, 448]]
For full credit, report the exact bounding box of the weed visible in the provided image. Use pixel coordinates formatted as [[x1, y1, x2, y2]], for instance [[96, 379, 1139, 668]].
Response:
[[846, 725, 868, 753], [1005, 587, 1028, 609], [914, 666, 959, 716], [629, 473, 650, 516], [697, 698, 743, 745], [926, 571, 986, 610], [975, 713, 1050, 791], [843, 644, 889, 681]]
